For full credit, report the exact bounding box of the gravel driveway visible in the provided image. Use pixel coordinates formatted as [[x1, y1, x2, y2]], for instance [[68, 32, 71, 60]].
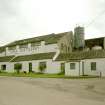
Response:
[[0, 77, 105, 105]]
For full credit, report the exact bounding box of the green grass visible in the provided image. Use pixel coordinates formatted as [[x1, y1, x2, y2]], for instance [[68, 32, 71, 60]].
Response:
[[0, 72, 99, 79]]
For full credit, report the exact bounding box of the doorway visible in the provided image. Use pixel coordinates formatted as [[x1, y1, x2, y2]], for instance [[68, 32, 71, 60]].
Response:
[[61, 63, 65, 74], [82, 62, 84, 76], [29, 63, 32, 73]]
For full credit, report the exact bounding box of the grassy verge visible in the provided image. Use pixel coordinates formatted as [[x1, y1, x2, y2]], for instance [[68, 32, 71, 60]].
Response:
[[0, 72, 99, 79]]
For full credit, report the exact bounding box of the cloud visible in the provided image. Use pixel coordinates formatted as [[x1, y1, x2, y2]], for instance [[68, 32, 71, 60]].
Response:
[[0, 0, 22, 45], [0, 0, 105, 45], [85, 0, 105, 38], [0, 0, 21, 18]]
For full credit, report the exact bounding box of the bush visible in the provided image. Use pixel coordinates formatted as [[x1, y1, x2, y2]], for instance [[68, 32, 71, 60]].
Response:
[[0, 69, 7, 73], [14, 63, 22, 74], [35, 72, 44, 74], [57, 72, 65, 75], [23, 71, 27, 74], [38, 62, 46, 73]]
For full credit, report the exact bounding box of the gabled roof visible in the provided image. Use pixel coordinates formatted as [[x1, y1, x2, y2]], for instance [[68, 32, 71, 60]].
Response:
[[85, 37, 104, 48], [0, 56, 14, 62], [56, 50, 105, 61], [5, 32, 68, 47], [0, 47, 5, 53], [11, 52, 56, 62], [56, 52, 84, 61]]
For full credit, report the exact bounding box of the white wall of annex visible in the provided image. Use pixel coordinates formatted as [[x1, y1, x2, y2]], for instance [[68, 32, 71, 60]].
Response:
[[84, 58, 105, 76], [0, 62, 14, 72], [65, 62, 80, 76], [5, 43, 59, 56], [6, 59, 62, 74]]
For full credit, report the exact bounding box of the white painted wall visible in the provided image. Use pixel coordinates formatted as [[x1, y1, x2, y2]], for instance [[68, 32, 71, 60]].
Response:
[[31, 59, 61, 74], [84, 58, 105, 76], [65, 58, 105, 77], [5, 43, 59, 56], [65, 62, 80, 76], [0, 62, 14, 72], [0, 59, 62, 74], [1, 58, 105, 77]]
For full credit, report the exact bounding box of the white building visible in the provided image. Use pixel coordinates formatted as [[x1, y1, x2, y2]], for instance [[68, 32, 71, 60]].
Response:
[[0, 26, 105, 77], [56, 50, 105, 77], [0, 32, 72, 73]]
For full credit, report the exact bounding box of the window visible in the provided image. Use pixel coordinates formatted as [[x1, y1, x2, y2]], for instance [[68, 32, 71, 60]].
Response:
[[8, 46, 16, 53], [31, 43, 40, 51], [19, 44, 28, 49], [91, 62, 96, 71], [8, 46, 16, 50], [31, 42, 40, 47], [39, 62, 47, 73], [70, 63, 75, 70], [1, 65, 6, 70], [61, 63, 65, 73], [19, 44, 28, 51]]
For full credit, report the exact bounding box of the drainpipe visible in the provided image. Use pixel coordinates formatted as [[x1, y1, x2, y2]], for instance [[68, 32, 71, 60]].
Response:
[[79, 61, 80, 76], [53, 50, 60, 61]]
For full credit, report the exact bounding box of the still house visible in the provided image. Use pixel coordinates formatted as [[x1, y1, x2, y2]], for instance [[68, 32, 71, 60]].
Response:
[[0, 26, 105, 77]]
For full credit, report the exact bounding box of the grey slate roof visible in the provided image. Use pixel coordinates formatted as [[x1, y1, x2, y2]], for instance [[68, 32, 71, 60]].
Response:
[[0, 47, 5, 53], [0, 56, 14, 62], [85, 37, 104, 48], [56, 50, 105, 61], [11, 52, 55, 62], [5, 32, 68, 47]]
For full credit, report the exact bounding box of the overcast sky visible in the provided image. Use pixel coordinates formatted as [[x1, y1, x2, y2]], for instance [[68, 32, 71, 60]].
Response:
[[0, 0, 105, 46]]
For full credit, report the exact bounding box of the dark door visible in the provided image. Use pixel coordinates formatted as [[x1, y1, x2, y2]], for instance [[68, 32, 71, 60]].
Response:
[[61, 63, 65, 74], [82, 62, 84, 76], [29, 63, 32, 73]]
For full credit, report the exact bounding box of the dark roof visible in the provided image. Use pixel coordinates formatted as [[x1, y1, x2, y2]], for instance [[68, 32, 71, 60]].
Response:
[[5, 32, 68, 47], [56, 50, 105, 61], [56, 52, 84, 61], [0, 56, 14, 62], [0, 47, 5, 53], [85, 37, 104, 48], [11, 52, 55, 62]]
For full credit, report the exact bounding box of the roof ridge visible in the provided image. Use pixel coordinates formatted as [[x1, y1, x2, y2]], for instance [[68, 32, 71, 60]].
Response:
[[4, 32, 68, 47]]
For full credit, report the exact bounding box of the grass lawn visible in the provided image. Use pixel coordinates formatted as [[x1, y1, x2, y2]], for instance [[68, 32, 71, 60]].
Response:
[[0, 72, 100, 79]]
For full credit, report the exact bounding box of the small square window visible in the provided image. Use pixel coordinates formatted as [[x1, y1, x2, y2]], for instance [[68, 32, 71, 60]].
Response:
[[91, 62, 96, 71], [70, 63, 75, 70]]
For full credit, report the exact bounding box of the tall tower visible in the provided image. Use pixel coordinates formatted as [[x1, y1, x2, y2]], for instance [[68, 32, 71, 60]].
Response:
[[74, 26, 85, 49]]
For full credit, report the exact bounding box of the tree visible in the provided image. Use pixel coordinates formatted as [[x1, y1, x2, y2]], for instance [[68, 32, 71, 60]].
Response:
[[14, 63, 22, 74]]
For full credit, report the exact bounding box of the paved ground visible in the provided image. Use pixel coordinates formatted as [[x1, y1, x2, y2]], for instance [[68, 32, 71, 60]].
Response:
[[0, 77, 105, 105]]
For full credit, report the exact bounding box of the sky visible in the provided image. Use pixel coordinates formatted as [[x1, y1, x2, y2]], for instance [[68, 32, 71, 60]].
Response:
[[0, 0, 105, 46]]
